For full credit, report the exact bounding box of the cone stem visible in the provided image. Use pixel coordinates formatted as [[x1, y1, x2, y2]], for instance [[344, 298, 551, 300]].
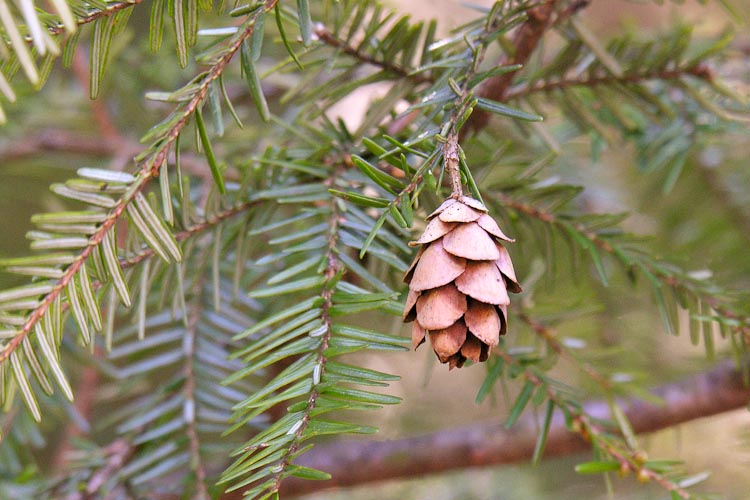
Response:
[[443, 134, 463, 198]]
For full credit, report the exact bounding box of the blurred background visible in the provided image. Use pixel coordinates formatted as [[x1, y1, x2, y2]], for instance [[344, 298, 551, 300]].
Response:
[[1, 0, 750, 499]]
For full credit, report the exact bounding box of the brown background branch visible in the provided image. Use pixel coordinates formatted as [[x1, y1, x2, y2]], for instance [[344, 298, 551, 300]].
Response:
[[464, 0, 560, 134], [262, 360, 750, 497]]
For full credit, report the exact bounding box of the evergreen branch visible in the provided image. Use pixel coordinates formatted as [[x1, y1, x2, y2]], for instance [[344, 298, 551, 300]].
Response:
[[313, 24, 431, 85], [489, 347, 693, 498], [268, 174, 343, 494], [515, 309, 611, 391], [495, 192, 750, 340], [0, 200, 256, 344], [504, 64, 713, 101], [0, 3, 275, 366], [183, 268, 211, 499], [280, 360, 749, 497], [48, 0, 145, 36], [48, 241, 258, 498], [119, 201, 257, 271], [221, 153, 406, 496]]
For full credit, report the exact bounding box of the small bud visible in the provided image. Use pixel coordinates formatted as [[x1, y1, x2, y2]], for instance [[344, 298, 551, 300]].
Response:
[[632, 450, 649, 465], [636, 468, 651, 483]]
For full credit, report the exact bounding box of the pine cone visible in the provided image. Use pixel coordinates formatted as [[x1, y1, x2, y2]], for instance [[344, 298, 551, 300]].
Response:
[[403, 196, 521, 369]]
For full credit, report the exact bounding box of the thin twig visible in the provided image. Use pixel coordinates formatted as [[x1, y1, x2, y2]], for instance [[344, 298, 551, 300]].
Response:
[[504, 64, 713, 101], [443, 134, 462, 198], [48, 0, 146, 37], [516, 309, 611, 390], [313, 25, 432, 85]]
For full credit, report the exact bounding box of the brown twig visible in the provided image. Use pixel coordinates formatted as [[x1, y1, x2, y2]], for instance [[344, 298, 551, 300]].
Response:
[[313, 25, 432, 85], [516, 310, 611, 390], [275, 360, 748, 496], [504, 64, 714, 101], [48, 0, 146, 37], [443, 134, 462, 198]]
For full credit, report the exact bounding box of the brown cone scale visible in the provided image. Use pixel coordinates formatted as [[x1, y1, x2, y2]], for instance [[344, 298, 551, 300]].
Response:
[[403, 197, 521, 369]]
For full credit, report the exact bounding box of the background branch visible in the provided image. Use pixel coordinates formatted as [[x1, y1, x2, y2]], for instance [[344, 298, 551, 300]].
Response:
[[464, 0, 560, 134], [274, 360, 750, 496], [504, 64, 713, 101]]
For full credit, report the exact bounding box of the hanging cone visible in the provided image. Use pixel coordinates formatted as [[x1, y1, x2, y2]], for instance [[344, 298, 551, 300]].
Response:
[[442, 222, 500, 260], [409, 240, 466, 292], [403, 196, 521, 369], [416, 283, 467, 330]]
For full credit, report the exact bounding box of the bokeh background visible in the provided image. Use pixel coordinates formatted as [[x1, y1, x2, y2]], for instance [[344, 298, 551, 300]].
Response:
[[1, 1, 750, 499]]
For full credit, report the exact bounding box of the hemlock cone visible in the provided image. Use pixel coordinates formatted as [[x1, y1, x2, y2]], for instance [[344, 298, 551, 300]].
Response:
[[403, 196, 521, 369]]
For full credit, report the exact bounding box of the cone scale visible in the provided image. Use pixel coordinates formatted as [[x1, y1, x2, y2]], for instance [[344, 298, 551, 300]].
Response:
[[403, 196, 521, 369]]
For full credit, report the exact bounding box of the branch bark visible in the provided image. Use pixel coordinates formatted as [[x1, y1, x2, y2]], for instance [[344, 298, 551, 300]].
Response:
[[464, 0, 589, 135], [464, 0, 559, 134], [274, 361, 749, 496]]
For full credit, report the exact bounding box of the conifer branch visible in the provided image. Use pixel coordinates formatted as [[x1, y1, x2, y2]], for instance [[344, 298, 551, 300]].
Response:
[[48, 0, 146, 36], [495, 192, 750, 342], [504, 64, 714, 101], [313, 25, 431, 84], [280, 360, 748, 497], [267, 170, 344, 494], [183, 269, 211, 499], [0, 3, 275, 365], [119, 201, 257, 271], [495, 348, 691, 499], [490, 346, 693, 498], [515, 309, 611, 391]]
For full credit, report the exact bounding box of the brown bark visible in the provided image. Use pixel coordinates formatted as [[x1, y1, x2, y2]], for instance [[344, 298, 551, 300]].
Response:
[[464, 0, 589, 135], [464, 1, 558, 135], [261, 361, 750, 497]]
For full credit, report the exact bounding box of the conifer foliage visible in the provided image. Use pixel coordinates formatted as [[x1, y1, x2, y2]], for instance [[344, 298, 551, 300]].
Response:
[[0, 1, 749, 499]]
